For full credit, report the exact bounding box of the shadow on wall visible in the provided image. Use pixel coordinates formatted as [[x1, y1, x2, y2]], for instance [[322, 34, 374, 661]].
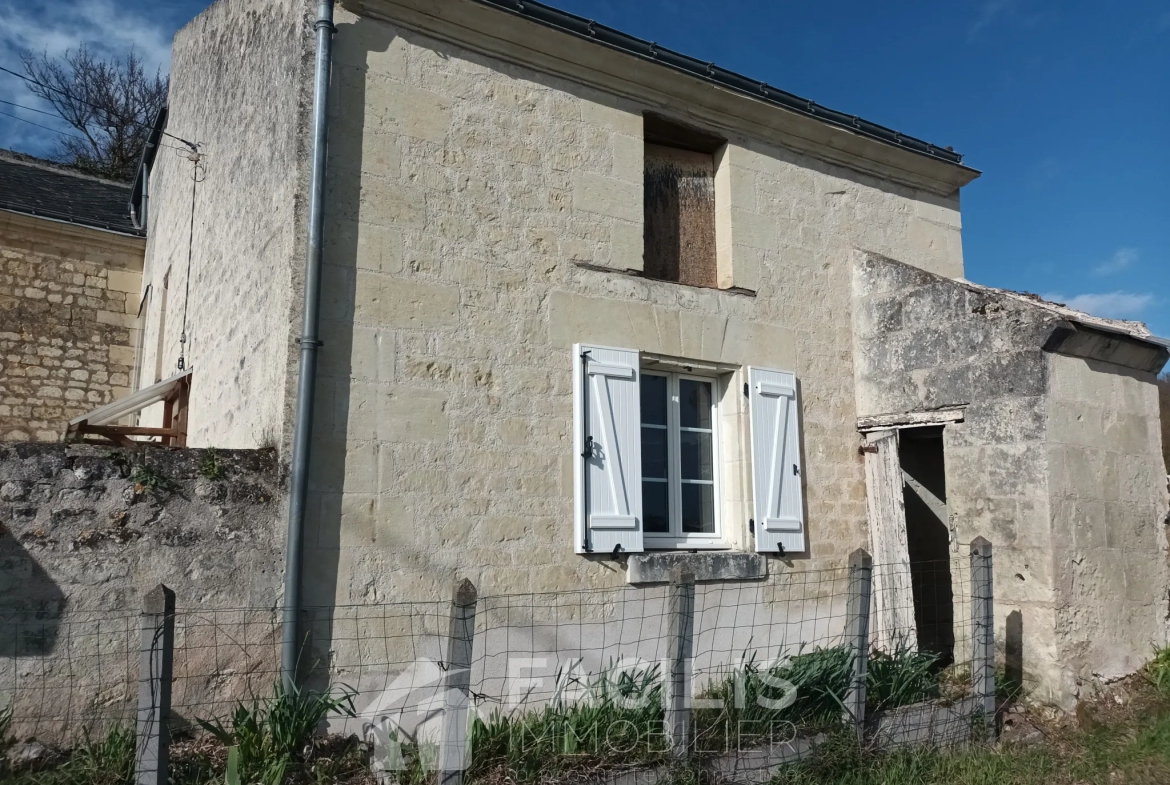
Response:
[[295, 16, 388, 694], [0, 531, 66, 656], [1159, 374, 1169, 473]]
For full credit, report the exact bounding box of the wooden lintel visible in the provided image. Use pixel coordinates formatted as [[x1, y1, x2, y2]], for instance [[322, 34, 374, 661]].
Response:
[[857, 406, 966, 433]]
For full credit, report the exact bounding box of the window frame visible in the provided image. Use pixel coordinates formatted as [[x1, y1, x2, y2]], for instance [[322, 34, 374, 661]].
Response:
[[640, 369, 725, 549]]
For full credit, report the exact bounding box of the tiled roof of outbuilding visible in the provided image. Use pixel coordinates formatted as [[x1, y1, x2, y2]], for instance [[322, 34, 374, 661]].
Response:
[[0, 149, 142, 236]]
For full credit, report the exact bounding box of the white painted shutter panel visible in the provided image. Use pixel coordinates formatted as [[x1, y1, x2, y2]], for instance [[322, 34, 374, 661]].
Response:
[[748, 367, 806, 554], [573, 344, 644, 555]]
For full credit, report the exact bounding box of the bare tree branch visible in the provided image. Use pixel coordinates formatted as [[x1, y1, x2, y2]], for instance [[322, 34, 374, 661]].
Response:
[[20, 46, 167, 182]]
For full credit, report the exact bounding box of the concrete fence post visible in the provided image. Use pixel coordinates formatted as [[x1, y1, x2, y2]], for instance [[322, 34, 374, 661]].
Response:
[[844, 549, 873, 738], [439, 578, 478, 785], [136, 583, 175, 785], [665, 568, 696, 759], [970, 537, 996, 724]]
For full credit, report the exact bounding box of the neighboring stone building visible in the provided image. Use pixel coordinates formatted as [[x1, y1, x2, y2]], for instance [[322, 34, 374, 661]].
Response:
[[0, 150, 145, 442], [128, 0, 1167, 710]]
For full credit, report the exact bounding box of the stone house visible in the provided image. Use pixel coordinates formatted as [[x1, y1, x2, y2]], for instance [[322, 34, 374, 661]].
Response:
[[132, 0, 1168, 709], [0, 150, 145, 442]]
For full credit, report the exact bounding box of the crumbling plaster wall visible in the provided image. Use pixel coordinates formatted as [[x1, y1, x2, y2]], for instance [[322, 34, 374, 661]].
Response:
[[0, 212, 143, 442], [0, 443, 283, 739], [853, 251, 1170, 708], [137, 0, 315, 448], [302, 3, 967, 620], [1047, 353, 1169, 693]]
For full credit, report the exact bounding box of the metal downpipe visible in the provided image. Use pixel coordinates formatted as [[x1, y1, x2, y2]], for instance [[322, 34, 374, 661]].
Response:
[[282, 0, 335, 692]]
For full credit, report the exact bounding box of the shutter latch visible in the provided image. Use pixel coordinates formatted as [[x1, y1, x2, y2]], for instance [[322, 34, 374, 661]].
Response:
[[777, 544, 786, 557], [582, 435, 594, 458], [743, 382, 749, 398], [748, 518, 755, 534], [612, 543, 623, 558], [793, 464, 800, 476]]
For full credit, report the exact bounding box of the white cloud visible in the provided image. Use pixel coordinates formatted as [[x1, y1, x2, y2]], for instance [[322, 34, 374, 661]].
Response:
[[1041, 291, 1155, 320], [1093, 246, 1139, 276]]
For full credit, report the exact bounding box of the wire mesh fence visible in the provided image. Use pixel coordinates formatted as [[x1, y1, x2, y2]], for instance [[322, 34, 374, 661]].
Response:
[[1, 543, 996, 784]]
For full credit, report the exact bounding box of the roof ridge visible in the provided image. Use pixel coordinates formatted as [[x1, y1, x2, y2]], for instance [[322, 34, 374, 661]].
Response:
[[0, 148, 133, 189]]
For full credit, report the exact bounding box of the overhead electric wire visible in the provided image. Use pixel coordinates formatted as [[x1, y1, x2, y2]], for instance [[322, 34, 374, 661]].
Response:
[[0, 64, 198, 151], [0, 97, 63, 119], [0, 108, 91, 142]]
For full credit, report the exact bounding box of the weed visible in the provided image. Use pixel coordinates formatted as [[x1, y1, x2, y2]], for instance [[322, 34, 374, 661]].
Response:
[[195, 680, 357, 785], [8, 725, 136, 785], [131, 463, 173, 494], [467, 660, 666, 783], [865, 639, 940, 712], [1146, 644, 1170, 694], [197, 449, 226, 481]]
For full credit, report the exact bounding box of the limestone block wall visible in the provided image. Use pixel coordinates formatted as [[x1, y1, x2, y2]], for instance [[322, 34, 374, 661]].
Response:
[[300, 3, 968, 626], [136, 0, 314, 448], [852, 252, 1170, 707], [0, 212, 144, 442], [1047, 353, 1170, 692]]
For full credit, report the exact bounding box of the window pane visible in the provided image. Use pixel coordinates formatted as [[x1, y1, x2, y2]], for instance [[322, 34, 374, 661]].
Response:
[[681, 483, 715, 534], [679, 379, 713, 429], [643, 481, 670, 533], [641, 426, 668, 480], [641, 373, 668, 426], [680, 431, 714, 481]]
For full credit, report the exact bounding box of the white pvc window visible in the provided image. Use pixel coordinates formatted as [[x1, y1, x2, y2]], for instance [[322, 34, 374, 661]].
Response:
[[640, 371, 721, 546]]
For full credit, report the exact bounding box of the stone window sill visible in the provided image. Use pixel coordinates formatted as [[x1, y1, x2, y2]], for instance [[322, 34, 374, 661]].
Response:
[[626, 552, 767, 584]]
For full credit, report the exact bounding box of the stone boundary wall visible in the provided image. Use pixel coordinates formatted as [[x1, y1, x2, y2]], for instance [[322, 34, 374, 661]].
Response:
[[0, 443, 284, 740]]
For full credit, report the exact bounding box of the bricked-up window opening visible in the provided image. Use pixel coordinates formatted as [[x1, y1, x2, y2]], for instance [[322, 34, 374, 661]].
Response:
[[643, 114, 724, 288]]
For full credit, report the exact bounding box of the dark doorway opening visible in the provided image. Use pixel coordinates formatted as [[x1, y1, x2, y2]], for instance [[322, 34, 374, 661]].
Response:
[[899, 426, 955, 666]]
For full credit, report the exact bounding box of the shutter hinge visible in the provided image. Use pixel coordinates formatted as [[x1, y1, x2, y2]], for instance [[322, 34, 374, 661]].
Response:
[[743, 382, 749, 398], [582, 435, 594, 458], [859, 444, 879, 454], [748, 518, 755, 534]]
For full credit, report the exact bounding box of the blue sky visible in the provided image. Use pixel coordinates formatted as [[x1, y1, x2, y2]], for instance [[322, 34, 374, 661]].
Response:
[[1, 0, 1167, 336]]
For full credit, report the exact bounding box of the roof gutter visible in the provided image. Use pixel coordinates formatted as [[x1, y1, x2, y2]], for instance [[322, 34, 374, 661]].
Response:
[[466, 0, 971, 168], [282, 0, 335, 692]]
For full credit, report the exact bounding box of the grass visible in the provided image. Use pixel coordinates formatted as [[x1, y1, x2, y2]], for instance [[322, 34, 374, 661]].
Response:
[[188, 680, 360, 785], [465, 660, 667, 783], [1145, 644, 1170, 695], [1, 725, 135, 785], [771, 691, 1170, 785]]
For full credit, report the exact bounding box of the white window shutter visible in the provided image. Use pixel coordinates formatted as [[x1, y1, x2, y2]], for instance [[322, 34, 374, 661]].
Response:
[[748, 367, 806, 554], [573, 344, 644, 555]]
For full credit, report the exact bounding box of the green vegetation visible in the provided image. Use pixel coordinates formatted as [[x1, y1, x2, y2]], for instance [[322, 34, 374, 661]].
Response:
[[1146, 643, 1170, 695], [773, 694, 1170, 785], [188, 681, 359, 785], [130, 462, 173, 494], [197, 449, 226, 481], [1, 726, 134, 785]]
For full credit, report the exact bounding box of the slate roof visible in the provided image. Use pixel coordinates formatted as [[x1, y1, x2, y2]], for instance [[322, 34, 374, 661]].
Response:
[[0, 149, 142, 236]]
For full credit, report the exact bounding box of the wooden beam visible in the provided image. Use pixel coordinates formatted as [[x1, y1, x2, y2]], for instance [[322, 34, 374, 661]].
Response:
[[857, 406, 966, 433]]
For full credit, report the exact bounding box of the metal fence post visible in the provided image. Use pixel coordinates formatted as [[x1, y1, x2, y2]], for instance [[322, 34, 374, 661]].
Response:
[[844, 549, 873, 739], [970, 537, 995, 723], [666, 568, 696, 759], [136, 583, 175, 785], [439, 578, 478, 785]]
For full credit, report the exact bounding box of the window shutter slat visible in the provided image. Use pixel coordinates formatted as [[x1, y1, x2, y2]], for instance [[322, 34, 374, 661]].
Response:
[[573, 344, 644, 554], [749, 367, 806, 553]]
